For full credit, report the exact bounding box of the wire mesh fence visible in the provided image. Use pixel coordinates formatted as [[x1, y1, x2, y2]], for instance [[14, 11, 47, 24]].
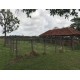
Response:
[[5, 36, 80, 57]]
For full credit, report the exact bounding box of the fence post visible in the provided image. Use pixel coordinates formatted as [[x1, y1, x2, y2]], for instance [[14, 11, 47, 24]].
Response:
[[71, 36, 74, 50], [10, 36, 12, 52], [12, 36, 15, 53], [55, 36, 57, 53], [43, 37, 46, 55], [31, 37, 34, 52], [9, 36, 13, 56], [62, 36, 64, 50], [15, 36, 18, 57]]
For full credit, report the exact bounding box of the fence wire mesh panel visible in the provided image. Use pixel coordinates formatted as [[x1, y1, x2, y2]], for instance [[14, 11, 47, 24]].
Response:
[[17, 38, 31, 56], [3, 36, 80, 57]]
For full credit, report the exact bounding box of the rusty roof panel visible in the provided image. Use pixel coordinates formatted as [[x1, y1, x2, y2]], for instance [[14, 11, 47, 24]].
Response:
[[40, 27, 80, 36]]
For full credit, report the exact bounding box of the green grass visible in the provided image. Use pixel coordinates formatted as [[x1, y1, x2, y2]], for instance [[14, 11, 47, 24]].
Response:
[[0, 39, 80, 70]]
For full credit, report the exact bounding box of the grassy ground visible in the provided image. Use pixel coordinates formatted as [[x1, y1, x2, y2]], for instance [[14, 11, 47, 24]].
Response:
[[0, 39, 80, 70], [0, 39, 13, 69]]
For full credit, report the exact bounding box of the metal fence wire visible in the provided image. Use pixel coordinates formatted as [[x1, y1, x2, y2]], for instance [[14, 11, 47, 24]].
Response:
[[4, 36, 80, 58]]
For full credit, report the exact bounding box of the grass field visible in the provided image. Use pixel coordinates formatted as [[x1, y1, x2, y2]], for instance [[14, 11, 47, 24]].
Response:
[[0, 39, 80, 70]]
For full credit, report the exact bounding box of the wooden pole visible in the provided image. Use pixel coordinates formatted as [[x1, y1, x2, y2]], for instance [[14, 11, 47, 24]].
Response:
[[31, 37, 34, 52], [62, 36, 64, 50], [71, 36, 74, 50], [61, 36, 64, 52], [15, 36, 18, 57], [55, 36, 57, 53], [43, 37, 46, 55]]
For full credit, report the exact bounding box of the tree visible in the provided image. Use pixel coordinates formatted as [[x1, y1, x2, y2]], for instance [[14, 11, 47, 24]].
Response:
[[70, 17, 80, 31], [0, 9, 20, 46], [22, 9, 79, 18], [22, 9, 36, 17]]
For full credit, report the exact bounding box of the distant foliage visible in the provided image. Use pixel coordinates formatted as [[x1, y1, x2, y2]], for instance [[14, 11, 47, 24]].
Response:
[[70, 17, 80, 31]]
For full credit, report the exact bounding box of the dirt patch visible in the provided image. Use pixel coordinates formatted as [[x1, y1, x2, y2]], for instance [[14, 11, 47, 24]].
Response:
[[30, 50, 39, 56], [25, 50, 39, 57]]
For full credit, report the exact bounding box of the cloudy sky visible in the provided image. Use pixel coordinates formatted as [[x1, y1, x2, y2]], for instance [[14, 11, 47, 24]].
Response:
[[0, 9, 78, 36]]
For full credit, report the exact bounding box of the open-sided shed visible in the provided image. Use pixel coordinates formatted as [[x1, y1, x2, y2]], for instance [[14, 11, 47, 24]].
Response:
[[40, 27, 80, 51]]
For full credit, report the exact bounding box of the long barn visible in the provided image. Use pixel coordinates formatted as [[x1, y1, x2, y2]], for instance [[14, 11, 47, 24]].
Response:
[[40, 27, 80, 50]]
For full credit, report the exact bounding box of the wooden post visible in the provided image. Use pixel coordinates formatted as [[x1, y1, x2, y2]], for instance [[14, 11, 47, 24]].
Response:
[[71, 36, 74, 50], [61, 36, 64, 52], [13, 37, 15, 53], [10, 37, 11, 49], [43, 37, 46, 55], [12, 37, 14, 53], [15, 36, 18, 57], [11, 37, 13, 52], [62, 36, 64, 50], [55, 36, 57, 53], [31, 37, 34, 52], [8, 36, 12, 56]]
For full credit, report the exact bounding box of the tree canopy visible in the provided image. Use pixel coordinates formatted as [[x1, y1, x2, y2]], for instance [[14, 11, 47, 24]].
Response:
[[0, 9, 20, 34], [22, 9, 79, 18], [70, 17, 80, 31]]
